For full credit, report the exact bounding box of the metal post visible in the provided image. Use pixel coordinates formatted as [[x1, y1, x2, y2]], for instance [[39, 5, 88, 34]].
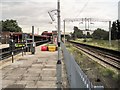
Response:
[[25, 34, 28, 53], [57, 0, 62, 89], [88, 19, 89, 30], [23, 34, 26, 55], [84, 18, 87, 41], [11, 52, 13, 63], [85, 18, 87, 31], [109, 21, 111, 46], [11, 39, 14, 63], [22, 34, 24, 56], [63, 20, 65, 43], [22, 45, 23, 56], [31, 26, 35, 54], [5, 35, 7, 44], [57, 0, 61, 64], [32, 26, 35, 43]]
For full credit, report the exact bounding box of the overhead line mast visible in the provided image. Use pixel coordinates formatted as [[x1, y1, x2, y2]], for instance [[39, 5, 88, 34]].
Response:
[[63, 18, 111, 45]]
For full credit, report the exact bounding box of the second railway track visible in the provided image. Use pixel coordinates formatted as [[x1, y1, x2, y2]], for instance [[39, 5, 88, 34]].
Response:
[[69, 41, 120, 70]]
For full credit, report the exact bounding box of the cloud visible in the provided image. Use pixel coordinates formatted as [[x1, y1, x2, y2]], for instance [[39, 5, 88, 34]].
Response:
[[1, 1, 57, 33], [1, 0, 120, 34]]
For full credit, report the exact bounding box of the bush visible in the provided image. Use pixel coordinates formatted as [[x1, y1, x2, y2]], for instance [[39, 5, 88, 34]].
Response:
[[102, 69, 115, 77]]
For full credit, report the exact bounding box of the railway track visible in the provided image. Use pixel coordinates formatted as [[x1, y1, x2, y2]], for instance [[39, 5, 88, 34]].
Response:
[[69, 41, 120, 70], [0, 40, 49, 60]]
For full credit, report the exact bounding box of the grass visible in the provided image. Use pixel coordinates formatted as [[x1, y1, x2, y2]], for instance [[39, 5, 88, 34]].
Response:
[[71, 38, 119, 51], [101, 68, 115, 77], [66, 43, 120, 87]]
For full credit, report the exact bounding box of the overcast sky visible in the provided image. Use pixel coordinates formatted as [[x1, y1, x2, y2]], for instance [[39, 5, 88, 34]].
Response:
[[1, 0, 120, 34]]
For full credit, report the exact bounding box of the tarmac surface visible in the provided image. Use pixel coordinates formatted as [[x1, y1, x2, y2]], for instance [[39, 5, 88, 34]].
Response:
[[0, 45, 68, 89]]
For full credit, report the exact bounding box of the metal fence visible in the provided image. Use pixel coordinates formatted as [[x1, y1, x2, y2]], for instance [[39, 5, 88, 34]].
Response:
[[61, 42, 94, 89]]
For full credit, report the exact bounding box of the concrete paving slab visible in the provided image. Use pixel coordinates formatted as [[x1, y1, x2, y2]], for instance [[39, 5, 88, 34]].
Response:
[[2, 80, 15, 88], [2, 70, 12, 76], [41, 69, 56, 77], [11, 61, 33, 68], [25, 85, 37, 89], [4, 84, 26, 88], [1, 45, 68, 89], [36, 81, 56, 88], [41, 77, 56, 81], [44, 65, 56, 69], [23, 73, 40, 77], [21, 76, 41, 81], [27, 68, 42, 74], [25, 81, 37, 88], [31, 64, 43, 69], [11, 70, 26, 75], [15, 80, 27, 85], [4, 75, 22, 81], [5, 73, 23, 77], [2, 66, 15, 70]]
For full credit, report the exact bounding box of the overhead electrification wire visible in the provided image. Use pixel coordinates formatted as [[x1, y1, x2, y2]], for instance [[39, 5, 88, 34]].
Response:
[[75, 0, 90, 18]]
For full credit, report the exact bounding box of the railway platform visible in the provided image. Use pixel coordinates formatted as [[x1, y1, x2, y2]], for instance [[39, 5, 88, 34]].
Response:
[[0, 44, 9, 49], [0, 45, 68, 89]]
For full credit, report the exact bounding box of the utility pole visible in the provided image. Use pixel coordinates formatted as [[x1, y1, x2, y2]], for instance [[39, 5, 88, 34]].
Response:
[[63, 20, 65, 43], [84, 18, 87, 41], [57, 0, 62, 89], [109, 21, 111, 46]]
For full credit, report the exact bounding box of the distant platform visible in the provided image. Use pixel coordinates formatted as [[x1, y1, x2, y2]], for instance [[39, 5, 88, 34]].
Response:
[[0, 44, 9, 49]]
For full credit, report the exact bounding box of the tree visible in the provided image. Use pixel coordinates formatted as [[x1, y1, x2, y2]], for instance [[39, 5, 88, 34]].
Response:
[[1, 19, 22, 32], [111, 21, 117, 40], [111, 20, 120, 40], [73, 26, 83, 39], [116, 20, 120, 39], [92, 28, 108, 40], [86, 32, 92, 38]]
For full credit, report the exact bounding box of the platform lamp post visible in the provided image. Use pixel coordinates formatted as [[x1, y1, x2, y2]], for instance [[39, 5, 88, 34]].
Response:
[[57, 0, 62, 89], [48, 0, 62, 88]]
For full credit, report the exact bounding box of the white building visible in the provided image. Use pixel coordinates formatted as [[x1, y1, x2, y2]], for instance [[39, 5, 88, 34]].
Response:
[[118, 1, 120, 20]]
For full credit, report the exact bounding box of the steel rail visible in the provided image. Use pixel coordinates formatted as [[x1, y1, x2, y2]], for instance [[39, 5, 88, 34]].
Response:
[[69, 41, 120, 70]]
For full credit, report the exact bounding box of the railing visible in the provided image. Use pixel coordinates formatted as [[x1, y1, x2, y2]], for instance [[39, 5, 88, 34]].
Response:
[[61, 42, 104, 89], [0, 47, 22, 60], [35, 40, 49, 46], [0, 40, 49, 60]]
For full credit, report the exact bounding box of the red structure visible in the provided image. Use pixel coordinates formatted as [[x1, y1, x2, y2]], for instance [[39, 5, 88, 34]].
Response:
[[41, 46, 47, 51], [0, 31, 51, 44]]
